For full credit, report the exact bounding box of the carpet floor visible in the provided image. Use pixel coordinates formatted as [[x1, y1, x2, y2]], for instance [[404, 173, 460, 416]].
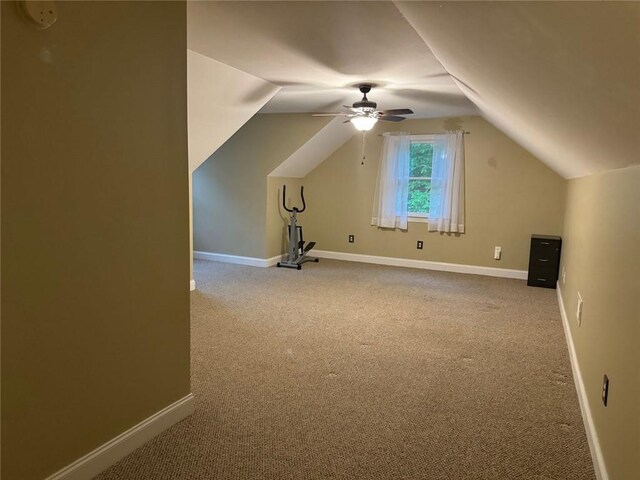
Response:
[[97, 259, 595, 479]]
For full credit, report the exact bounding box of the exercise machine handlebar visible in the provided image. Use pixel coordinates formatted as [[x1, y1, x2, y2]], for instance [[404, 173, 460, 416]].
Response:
[[282, 185, 306, 213]]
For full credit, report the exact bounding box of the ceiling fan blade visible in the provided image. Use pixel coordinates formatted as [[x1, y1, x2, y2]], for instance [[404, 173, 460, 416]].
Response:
[[379, 115, 406, 122], [312, 113, 349, 117], [379, 108, 414, 116], [343, 105, 362, 112]]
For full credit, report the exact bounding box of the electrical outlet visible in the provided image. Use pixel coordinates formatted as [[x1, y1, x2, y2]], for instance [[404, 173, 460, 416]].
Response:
[[576, 292, 583, 326], [494, 246, 502, 260], [602, 375, 609, 406], [417, 240, 424, 250], [348, 234, 355, 243], [562, 266, 566, 285]]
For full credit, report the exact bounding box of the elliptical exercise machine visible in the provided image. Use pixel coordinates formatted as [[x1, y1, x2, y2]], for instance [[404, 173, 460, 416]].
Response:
[[276, 185, 319, 270]]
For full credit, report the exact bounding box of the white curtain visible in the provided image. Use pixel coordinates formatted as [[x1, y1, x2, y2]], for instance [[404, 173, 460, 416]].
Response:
[[371, 132, 411, 230], [428, 131, 465, 233]]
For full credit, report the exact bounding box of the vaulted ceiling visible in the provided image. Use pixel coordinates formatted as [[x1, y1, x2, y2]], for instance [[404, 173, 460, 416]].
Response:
[[187, 1, 477, 118], [395, 1, 640, 178], [188, 1, 640, 179]]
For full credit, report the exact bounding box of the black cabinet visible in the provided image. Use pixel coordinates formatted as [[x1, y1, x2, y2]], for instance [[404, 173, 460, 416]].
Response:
[[527, 235, 562, 288]]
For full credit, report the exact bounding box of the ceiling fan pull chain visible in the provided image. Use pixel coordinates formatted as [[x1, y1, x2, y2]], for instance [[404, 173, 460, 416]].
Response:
[[361, 131, 366, 165]]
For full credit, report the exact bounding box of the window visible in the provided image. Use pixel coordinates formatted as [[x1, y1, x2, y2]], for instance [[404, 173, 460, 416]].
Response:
[[372, 131, 464, 232], [408, 136, 433, 217]]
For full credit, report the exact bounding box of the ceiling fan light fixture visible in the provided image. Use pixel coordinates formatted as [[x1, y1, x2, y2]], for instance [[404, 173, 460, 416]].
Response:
[[310, 85, 413, 131], [350, 116, 377, 131]]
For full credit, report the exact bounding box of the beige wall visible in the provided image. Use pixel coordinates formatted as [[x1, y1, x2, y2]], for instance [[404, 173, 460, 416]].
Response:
[[559, 166, 640, 480], [1, 3, 190, 480], [303, 116, 566, 270], [186, 49, 280, 281], [193, 114, 329, 258]]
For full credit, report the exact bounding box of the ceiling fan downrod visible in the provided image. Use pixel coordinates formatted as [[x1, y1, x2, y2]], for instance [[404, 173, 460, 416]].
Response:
[[354, 84, 377, 110]]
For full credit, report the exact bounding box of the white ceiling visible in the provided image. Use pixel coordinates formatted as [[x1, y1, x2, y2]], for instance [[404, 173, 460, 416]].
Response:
[[187, 1, 477, 118], [187, 49, 280, 172], [396, 1, 640, 178], [268, 117, 355, 178], [188, 1, 640, 179]]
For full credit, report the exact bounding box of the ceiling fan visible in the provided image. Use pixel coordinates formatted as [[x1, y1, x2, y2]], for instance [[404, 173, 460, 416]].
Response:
[[313, 84, 414, 131]]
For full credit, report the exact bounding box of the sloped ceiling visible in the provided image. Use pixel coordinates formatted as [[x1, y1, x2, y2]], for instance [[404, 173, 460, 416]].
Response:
[[187, 49, 280, 172], [268, 117, 355, 178], [188, 1, 639, 180], [187, 1, 476, 118], [395, 1, 640, 178]]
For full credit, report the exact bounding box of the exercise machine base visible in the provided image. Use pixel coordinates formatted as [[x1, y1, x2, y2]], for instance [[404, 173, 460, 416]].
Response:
[[277, 257, 319, 270]]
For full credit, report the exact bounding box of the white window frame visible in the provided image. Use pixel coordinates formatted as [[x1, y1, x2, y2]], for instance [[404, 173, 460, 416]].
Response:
[[408, 135, 434, 222]]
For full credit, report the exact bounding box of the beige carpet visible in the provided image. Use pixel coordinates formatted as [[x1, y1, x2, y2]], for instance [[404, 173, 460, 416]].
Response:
[[97, 259, 595, 479]]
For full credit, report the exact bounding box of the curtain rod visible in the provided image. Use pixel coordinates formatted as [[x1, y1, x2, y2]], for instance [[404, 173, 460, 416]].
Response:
[[377, 131, 470, 136]]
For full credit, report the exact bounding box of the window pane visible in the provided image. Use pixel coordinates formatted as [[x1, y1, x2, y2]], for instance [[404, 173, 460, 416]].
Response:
[[408, 179, 431, 213], [410, 142, 433, 177]]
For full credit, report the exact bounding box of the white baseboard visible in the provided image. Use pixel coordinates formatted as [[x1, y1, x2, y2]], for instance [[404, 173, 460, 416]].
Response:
[[193, 250, 281, 268], [45, 393, 195, 480], [557, 285, 608, 480], [193, 248, 526, 278], [312, 250, 528, 279], [190, 279, 196, 291]]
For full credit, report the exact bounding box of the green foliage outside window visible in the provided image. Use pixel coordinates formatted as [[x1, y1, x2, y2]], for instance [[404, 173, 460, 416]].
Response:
[[408, 180, 430, 213], [408, 142, 433, 215]]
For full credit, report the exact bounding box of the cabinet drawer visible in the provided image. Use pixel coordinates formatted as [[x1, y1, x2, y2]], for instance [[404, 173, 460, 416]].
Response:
[[529, 256, 560, 274], [531, 238, 559, 248], [527, 273, 556, 288], [530, 240, 561, 258]]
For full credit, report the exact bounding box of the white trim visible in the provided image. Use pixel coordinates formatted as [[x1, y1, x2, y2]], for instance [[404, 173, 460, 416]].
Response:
[[45, 393, 195, 480], [557, 285, 608, 480], [410, 134, 435, 142], [193, 250, 281, 268], [313, 250, 527, 279], [189, 279, 196, 291]]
